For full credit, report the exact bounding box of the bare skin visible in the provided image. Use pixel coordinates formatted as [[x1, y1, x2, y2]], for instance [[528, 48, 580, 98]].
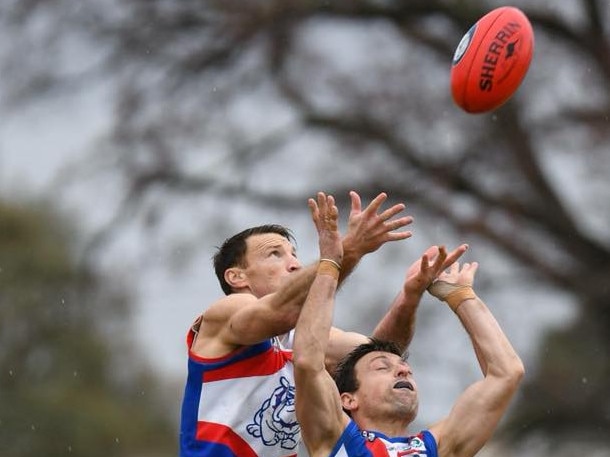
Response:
[[192, 190, 466, 372], [192, 191, 417, 360], [293, 196, 524, 457]]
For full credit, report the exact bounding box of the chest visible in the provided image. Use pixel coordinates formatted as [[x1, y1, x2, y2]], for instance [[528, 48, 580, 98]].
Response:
[[363, 433, 430, 457]]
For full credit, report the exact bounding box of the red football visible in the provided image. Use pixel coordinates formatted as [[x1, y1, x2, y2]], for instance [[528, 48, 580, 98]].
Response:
[[450, 6, 534, 113]]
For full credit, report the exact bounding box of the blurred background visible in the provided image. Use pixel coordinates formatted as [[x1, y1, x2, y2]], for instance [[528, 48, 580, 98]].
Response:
[[1, 0, 609, 456]]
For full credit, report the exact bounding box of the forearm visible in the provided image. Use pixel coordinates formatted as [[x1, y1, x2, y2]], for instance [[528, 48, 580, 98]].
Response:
[[371, 289, 418, 353], [431, 296, 524, 457], [337, 243, 360, 286], [269, 263, 318, 316], [293, 274, 338, 371], [453, 297, 489, 375], [455, 297, 524, 380], [294, 274, 347, 457]]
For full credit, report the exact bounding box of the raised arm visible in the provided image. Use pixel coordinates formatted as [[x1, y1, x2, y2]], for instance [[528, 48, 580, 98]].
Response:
[[427, 262, 525, 457], [213, 264, 319, 345], [341, 191, 413, 279], [372, 244, 469, 352], [324, 245, 464, 370], [324, 191, 416, 367], [202, 191, 417, 358], [293, 193, 351, 457], [228, 188, 406, 337]]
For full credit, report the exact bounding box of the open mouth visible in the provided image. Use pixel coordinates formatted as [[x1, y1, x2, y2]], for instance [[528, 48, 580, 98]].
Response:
[[393, 381, 414, 391]]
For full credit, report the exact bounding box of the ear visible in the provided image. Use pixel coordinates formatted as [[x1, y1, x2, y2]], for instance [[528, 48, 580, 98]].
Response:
[[225, 267, 248, 290], [340, 392, 358, 414]]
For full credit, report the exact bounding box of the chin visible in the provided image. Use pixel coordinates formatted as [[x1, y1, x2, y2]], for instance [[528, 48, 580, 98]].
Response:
[[396, 399, 418, 420]]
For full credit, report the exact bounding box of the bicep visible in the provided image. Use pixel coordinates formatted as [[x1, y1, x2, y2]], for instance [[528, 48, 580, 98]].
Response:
[[430, 377, 518, 457], [203, 294, 295, 346], [225, 293, 302, 345], [325, 327, 369, 373], [295, 367, 349, 455]]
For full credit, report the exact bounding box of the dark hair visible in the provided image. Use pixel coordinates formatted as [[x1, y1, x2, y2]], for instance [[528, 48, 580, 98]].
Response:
[[213, 224, 295, 295], [334, 338, 405, 396]]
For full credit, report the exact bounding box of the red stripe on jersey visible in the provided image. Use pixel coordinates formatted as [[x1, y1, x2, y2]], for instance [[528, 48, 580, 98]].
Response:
[[365, 438, 391, 456], [196, 421, 297, 457], [196, 421, 258, 457], [203, 347, 292, 382]]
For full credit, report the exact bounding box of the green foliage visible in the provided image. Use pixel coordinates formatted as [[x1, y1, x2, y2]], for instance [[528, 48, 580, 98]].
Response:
[[0, 200, 175, 457]]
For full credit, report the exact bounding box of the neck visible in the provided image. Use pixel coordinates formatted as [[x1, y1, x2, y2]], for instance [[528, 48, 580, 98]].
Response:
[[355, 415, 410, 438]]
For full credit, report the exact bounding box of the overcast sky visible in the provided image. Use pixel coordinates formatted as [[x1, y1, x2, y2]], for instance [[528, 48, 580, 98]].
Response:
[[0, 2, 592, 430], [0, 84, 580, 430]]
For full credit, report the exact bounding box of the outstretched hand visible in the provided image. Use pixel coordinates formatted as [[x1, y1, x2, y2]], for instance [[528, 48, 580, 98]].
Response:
[[437, 261, 478, 287], [342, 191, 414, 258], [403, 244, 469, 295], [308, 192, 343, 266], [428, 261, 479, 307]]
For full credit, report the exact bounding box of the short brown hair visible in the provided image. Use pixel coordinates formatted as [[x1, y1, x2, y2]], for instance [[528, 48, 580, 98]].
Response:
[[213, 224, 295, 295], [334, 338, 405, 396]]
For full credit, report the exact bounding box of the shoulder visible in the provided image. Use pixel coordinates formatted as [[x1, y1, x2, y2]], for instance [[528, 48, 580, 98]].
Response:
[[202, 293, 257, 323], [190, 294, 260, 357], [195, 293, 258, 341]]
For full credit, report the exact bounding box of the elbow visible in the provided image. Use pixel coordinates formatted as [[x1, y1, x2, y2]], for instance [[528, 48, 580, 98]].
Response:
[[504, 356, 525, 388], [491, 354, 525, 389], [510, 350, 525, 379], [513, 357, 525, 383], [293, 351, 325, 376], [292, 339, 326, 375]]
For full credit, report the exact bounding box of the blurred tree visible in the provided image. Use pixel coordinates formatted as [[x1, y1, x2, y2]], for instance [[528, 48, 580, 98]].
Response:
[[1, 0, 609, 452], [0, 199, 175, 457]]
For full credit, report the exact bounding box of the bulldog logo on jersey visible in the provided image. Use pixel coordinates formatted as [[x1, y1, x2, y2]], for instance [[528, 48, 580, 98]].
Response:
[[247, 376, 300, 450]]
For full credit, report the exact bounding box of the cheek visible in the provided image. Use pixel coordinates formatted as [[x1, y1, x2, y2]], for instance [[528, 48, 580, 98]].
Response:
[[258, 258, 285, 275], [256, 265, 290, 294], [272, 265, 293, 283], [252, 262, 282, 279], [359, 376, 386, 397]]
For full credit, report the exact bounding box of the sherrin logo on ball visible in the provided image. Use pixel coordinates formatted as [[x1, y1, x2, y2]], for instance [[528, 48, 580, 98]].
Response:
[[450, 6, 535, 113]]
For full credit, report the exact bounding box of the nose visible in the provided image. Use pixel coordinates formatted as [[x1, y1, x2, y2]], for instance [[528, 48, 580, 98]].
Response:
[[396, 363, 412, 378], [288, 256, 301, 272]]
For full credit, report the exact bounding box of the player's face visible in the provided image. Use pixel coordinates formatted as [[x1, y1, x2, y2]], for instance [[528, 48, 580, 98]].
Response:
[[351, 351, 418, 422], [241, 233, 301, 297]]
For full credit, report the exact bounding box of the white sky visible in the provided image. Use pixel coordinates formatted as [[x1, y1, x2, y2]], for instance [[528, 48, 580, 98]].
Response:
[[0, 4, 594, 430], [0, 88, 578, 428]]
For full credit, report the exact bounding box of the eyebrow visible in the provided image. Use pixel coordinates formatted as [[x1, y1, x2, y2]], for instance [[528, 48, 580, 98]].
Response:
[[369, 353, 408, 366], [258, 241, 296, 255], [265, 242, 284, 250], [369, 354, 392, 365]]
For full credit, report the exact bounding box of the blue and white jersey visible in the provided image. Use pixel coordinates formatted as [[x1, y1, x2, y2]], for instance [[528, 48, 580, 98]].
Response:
[[330, 420, 438, 457], [180, 318, 299, 457]]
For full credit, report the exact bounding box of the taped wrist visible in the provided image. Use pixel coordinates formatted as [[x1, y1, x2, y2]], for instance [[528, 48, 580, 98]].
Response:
[[445, 286, 476, 312], [318, 258, 341, 280], [428, 280, 476, 312]]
